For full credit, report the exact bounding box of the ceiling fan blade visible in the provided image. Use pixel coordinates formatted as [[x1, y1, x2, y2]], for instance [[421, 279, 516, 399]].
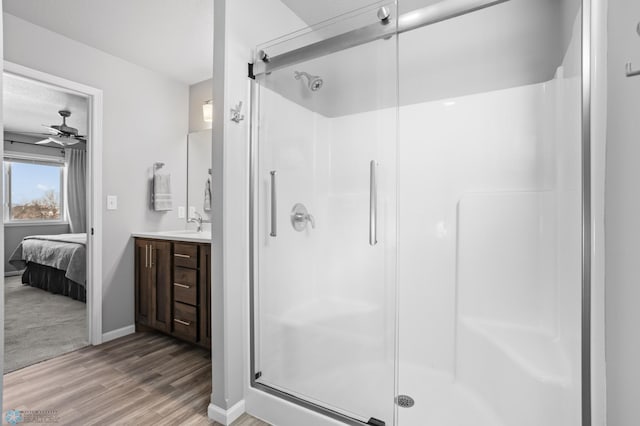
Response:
[[37, 137, 66, 146], [20, 131, 48, 135], [41, 125, 60, 134]]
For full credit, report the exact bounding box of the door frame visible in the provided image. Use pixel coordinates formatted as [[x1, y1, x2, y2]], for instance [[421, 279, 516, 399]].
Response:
[[3, 61, 104, 346]]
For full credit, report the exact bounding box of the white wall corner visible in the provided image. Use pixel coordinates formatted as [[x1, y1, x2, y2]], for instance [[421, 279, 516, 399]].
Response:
[[208, 400, 246, 425], [101, 325, 135, 344]]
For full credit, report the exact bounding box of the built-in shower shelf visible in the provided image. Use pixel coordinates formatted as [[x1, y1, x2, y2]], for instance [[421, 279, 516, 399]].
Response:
[[271, 299, 382, 347], [459, 316, 571, 385]]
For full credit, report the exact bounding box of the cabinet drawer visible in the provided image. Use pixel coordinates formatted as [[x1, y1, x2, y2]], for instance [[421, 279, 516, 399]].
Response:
[[173, 243, 198, 268], [174, 267, 197, 305], [173, 302, 197, 342]]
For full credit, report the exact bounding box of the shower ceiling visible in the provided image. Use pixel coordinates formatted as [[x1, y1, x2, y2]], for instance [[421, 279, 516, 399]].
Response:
[[269, 0, 579, 117]]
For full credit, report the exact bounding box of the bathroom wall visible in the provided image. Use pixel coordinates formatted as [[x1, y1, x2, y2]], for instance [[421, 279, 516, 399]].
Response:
[[606, 0, 640, 424], [189, 78, 213, 133], [211, 0, 307, 419], [3, 13, 189, 334]]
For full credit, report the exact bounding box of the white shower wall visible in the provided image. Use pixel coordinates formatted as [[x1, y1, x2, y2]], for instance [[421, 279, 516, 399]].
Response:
[[396, 76, 581, 426], [255, 28, 581, 426], [395, 13, 583, 423], [256, 85, 397, 422]]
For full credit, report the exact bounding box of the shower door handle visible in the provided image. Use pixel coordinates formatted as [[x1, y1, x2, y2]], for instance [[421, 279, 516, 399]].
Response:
[[369, 160, 378, 246], [270, 171, 277, 237]]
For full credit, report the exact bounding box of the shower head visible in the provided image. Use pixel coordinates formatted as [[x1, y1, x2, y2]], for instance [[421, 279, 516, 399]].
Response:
[[294, 71, 323, 92]]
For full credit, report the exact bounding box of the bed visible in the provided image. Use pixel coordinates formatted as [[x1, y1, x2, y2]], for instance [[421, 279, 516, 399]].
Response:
[[9, 233, 87, 302]]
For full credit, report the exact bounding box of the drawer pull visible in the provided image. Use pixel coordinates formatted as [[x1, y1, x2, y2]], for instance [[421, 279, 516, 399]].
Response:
[[174, 254, 191, 259], [174, 283, 191, 289], [174, 319, 191, 326]]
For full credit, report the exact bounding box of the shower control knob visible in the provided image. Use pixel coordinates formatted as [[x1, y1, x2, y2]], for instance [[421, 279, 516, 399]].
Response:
[[291, 203, 315, 232], [377, 7, 391, 23]]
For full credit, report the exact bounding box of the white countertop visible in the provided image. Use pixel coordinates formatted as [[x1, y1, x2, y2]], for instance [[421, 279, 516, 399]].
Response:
[[132, 230, 212, 243]]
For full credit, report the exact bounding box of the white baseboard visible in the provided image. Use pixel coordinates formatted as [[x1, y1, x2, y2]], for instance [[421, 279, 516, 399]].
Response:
[[4, 270, 24, 277], [101, 324, 135, 343], [208, 400, 245, 425]]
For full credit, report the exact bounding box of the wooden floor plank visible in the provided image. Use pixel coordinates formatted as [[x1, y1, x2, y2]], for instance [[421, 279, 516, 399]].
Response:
[[3, 332, 270, 426]]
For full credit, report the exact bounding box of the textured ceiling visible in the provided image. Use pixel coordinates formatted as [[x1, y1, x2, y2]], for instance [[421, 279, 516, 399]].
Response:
[[3, 0, 213, 85], [3, 73, 88, 138]]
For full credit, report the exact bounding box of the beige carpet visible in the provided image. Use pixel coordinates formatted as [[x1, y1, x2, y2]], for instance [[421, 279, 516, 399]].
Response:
[[4, 275, 88, 373]]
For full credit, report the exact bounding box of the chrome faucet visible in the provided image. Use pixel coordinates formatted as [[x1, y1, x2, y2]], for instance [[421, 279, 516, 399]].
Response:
[[188, 211, 204, 232]]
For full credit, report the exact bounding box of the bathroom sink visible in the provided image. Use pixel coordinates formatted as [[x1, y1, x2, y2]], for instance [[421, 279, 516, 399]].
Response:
[[131, 230, 212, 243], [171, 230, 210, 235], [162, 230, 211, 240]]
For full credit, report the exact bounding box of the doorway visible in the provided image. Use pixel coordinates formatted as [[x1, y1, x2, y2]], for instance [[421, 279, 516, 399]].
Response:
[[2, 62, 103, 373]]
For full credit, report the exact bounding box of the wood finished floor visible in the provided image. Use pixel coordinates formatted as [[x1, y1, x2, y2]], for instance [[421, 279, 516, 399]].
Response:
[[3, 332, 269, 426]]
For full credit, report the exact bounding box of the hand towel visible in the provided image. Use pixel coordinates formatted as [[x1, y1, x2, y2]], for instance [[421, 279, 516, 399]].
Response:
[[153, 172, 173, 211], [204, 176, 212, 211]]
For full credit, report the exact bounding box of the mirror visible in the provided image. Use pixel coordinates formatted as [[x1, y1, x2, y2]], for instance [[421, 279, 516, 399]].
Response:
[[187, 129, 213, 224]]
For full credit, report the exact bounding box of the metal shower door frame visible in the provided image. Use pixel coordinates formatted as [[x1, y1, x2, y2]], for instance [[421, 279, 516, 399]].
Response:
[[247, 0, 594, 425], [246, 43, 386, 426]]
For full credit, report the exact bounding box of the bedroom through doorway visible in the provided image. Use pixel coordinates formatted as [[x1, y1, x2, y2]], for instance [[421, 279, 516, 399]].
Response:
[[2, 69, 94, 373]]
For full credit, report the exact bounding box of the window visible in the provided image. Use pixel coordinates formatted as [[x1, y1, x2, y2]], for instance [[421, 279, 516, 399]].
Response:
[[4, 157, 65, 223]]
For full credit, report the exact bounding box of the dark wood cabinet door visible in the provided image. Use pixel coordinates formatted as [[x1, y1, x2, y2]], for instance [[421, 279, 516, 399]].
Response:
[[199, 244, 211, 348], [136, 238, 211, 348], [150, 240, 172, 333], [135, 239, 151, 326]]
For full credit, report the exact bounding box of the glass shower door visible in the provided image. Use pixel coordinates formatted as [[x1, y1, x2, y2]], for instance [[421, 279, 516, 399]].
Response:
[[395, 1, 584, 425], [251, 4, 398, 425]]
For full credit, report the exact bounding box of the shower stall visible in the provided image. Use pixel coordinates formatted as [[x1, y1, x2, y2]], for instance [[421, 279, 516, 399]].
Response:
[[248, 0, 590, 425]]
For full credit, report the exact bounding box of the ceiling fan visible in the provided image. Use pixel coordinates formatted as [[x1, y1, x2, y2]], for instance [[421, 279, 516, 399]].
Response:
[[35, 110, 86, 146]]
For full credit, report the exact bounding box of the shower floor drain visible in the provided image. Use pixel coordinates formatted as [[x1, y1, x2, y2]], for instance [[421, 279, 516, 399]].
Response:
[[396, 395, 415, 408]]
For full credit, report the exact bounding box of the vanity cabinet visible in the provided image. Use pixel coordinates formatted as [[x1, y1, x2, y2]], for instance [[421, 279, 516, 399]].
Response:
[[135, 239, 171, 332], [134, 237, 211, 349]]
